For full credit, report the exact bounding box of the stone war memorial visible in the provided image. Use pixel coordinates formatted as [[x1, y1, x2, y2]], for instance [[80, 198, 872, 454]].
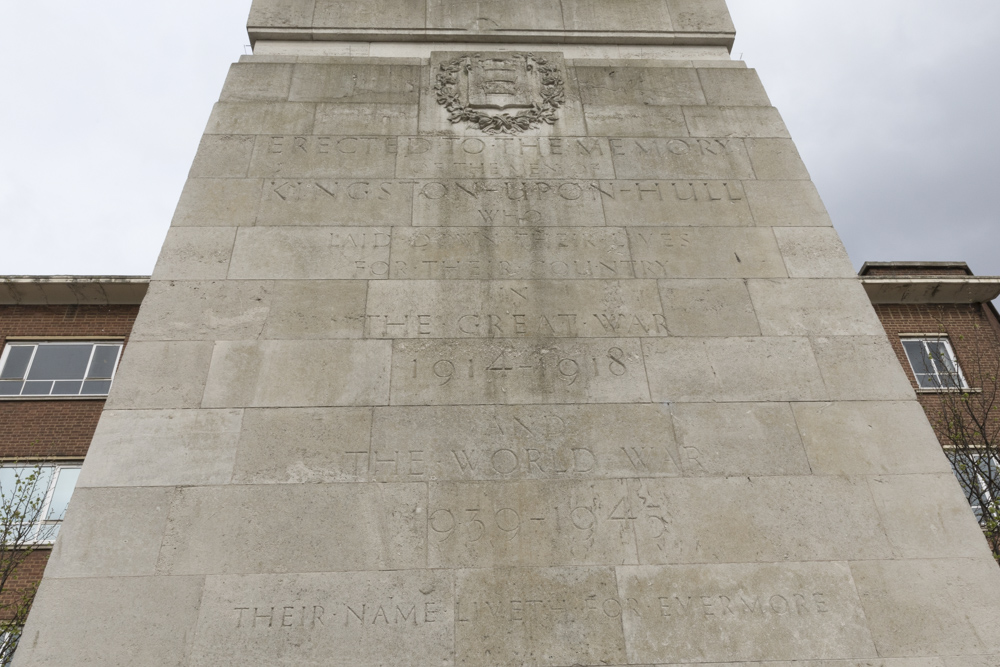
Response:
[[14, 1, 1000, 665]]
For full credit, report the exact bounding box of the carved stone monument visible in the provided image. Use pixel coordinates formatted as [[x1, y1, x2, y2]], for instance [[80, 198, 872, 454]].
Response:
[[16, 1, 1000, 665]]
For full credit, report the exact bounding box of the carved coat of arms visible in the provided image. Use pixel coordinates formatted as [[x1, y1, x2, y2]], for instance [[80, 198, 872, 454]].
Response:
[[434, 53, 565, 134]]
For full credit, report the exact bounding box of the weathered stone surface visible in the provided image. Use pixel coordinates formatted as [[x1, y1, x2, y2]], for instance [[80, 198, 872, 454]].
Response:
[[643, 337, 827, 402], [600, 179, 754, 227], [189, 134, 255, 178], [371, 404, 682, 481], [811, 336, 917, 401], [288, 64, 421, 104], [256, 178, 413, 226], [228, 227, 391, 279], [312, 0, 426, 28], [189, 570, 454, 667], [365, 280, 666, 338], [104, 341, 215, 410], [618, 562, 877, 663], [78, 409, 243, 487], [391, 339, 650, 405], [774, 227, 856, 277], [390, 227, 633, 280], [247, 135, 398, 178], [44, 487, 175, 578], [455, 566, 628, 667], [156, 483, 426, 574], [260, 280, 367, 339], [152, 227, 237, 280], [219, 63, 294, 101], [851, 559, 1000, 656], [576, 66, 706, 107], [683, 105, 789, 138], [746, 138, 811, 179], [205, 101, 316, 135], [611, 137, 755, 179], [670, 402, 811, 476], [792, 401, 950, 475], [14, 576, 204, 667], [697, 67, 771, 105], [202, 340, 392, 407], [130, 280, 273, 341], [743, 179, 832, 226], [747, 279, 886, 336], [657, 279, 761, 335], [627, 228, 787, 278], [170, 178, 262, 227]]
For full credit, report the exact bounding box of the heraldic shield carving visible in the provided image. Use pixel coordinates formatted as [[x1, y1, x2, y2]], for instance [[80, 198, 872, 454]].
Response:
[[434, 53, 566, 134]]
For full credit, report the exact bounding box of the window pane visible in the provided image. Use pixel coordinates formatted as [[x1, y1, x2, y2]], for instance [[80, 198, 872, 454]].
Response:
[[87, 345, 121, 379], [21, 381, 53, 396], [45, 468, 80, 521], [26, 345, 91, 381], [81, 380, 112, 395], [52, 381, 83, 396], [928, 341, 957, 373], [0, 346, 33, 380], [0, 467, 52, 515], [902, 340, 934, 374], [0, 381, 23, 396]]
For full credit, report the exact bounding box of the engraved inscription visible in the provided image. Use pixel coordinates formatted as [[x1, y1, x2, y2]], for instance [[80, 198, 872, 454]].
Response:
[[390, 339, 650, 405]]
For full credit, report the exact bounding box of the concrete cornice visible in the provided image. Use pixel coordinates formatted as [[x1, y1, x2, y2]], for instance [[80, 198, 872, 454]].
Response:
[[861, 276, 1000, 305], [0, 276, 149, 306]]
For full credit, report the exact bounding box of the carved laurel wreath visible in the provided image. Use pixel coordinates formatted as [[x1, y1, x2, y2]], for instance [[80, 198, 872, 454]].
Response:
[[434, 54, 565, 134]]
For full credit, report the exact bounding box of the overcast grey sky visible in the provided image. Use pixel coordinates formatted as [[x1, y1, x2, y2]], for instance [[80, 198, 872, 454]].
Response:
[[1, 0, 997, 279]]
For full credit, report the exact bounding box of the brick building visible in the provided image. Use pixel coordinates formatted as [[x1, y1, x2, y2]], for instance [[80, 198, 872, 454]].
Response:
[[861, 262, 1000, 555], [0, 276, 147, 656]]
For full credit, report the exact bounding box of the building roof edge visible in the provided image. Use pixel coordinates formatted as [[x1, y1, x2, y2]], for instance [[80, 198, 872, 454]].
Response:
[[0, 276, 150, 306]]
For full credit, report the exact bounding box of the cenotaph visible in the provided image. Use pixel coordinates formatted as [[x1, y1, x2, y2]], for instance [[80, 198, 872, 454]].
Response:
[[15, 1, 1000, 665]]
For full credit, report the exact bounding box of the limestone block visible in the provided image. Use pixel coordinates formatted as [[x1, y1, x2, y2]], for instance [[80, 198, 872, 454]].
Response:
[[427, 0, 562, 30], [851, 558, 1000, 656], [247, 135, 398, 178], [610, 137, 755, 179], [563, 0, 673, 32], [396, 136, 614, 179], [746, 138, 811, 180], [627, 228, 787, 278], [868, 473, 995, 560], [428, 480, 639, 567], [189, 134, 255, 178], [576, 67, 705, 107], [204, 101, 315, 135], [78, 409, 243, 488], [617, 562, 876, 663], [792, 401, 951, 476], [657, 279, 761, 336], [288, 64, 421, 104], [631, 475, 892, 563], [313, 102, 418, 135], [155, 483, 425, 574], [643, 337, 827, 402], [219, 63, 294, 101], [152, 227, 237, 280], [411, 179, 605, 228], [683, 106, 790, 138], [666, 0, 735, 33], [390, 227, 633, 281], [747, 279, 886, 336], [13, 576, 204, 667], [202, 339, 391, 408], [365, 280, 666, 338], [743, 179, 833, 226], [130, 280, 273, 341], [227, 227, 391, 279], [643, 661, 945, 667], [584, 104, 689, 137], [811, 336, 916, 401], [312, 0, 427, 28], [944, 657, 1000, 667], [232, 407, 373, 483], [189, 570, 454, 667], [391, 339, 650, 405], [370, 404, 682, 481], [104, 341, 215, 410], [774, 227, 856, 277], [170, 178, 262, 227], [601, 179, 754, 227], [454, 566, 628, 667], [670, 403, 811, 477], [247, 0, 315, 29], [260, 280, 367, 339], [256, 178, 413, 226], [697, 67, 771, 106], [43, 487, 174, 578]]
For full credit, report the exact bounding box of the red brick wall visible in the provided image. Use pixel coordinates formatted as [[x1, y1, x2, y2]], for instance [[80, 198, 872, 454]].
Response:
[[0, 304, 139, 460], [0, 551, 49, 621]]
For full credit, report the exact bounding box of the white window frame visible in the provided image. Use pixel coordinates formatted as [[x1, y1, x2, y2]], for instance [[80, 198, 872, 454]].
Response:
[[948, 451, 999, 525], [900, 335, 969, 390], [0, 463, 82, 545], [0, 340, 123, 398]]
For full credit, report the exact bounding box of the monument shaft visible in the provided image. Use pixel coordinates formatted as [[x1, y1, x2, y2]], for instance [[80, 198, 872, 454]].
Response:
[[16, 1, 1000, 665]]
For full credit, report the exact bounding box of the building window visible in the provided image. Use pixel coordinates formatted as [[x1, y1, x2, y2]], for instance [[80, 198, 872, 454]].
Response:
[[948, 452, 999, 525], [901, 337, 968, 390], [0, 627, 20, 667], [0, 464, 81, 544], [0, 341, 123, 398]]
